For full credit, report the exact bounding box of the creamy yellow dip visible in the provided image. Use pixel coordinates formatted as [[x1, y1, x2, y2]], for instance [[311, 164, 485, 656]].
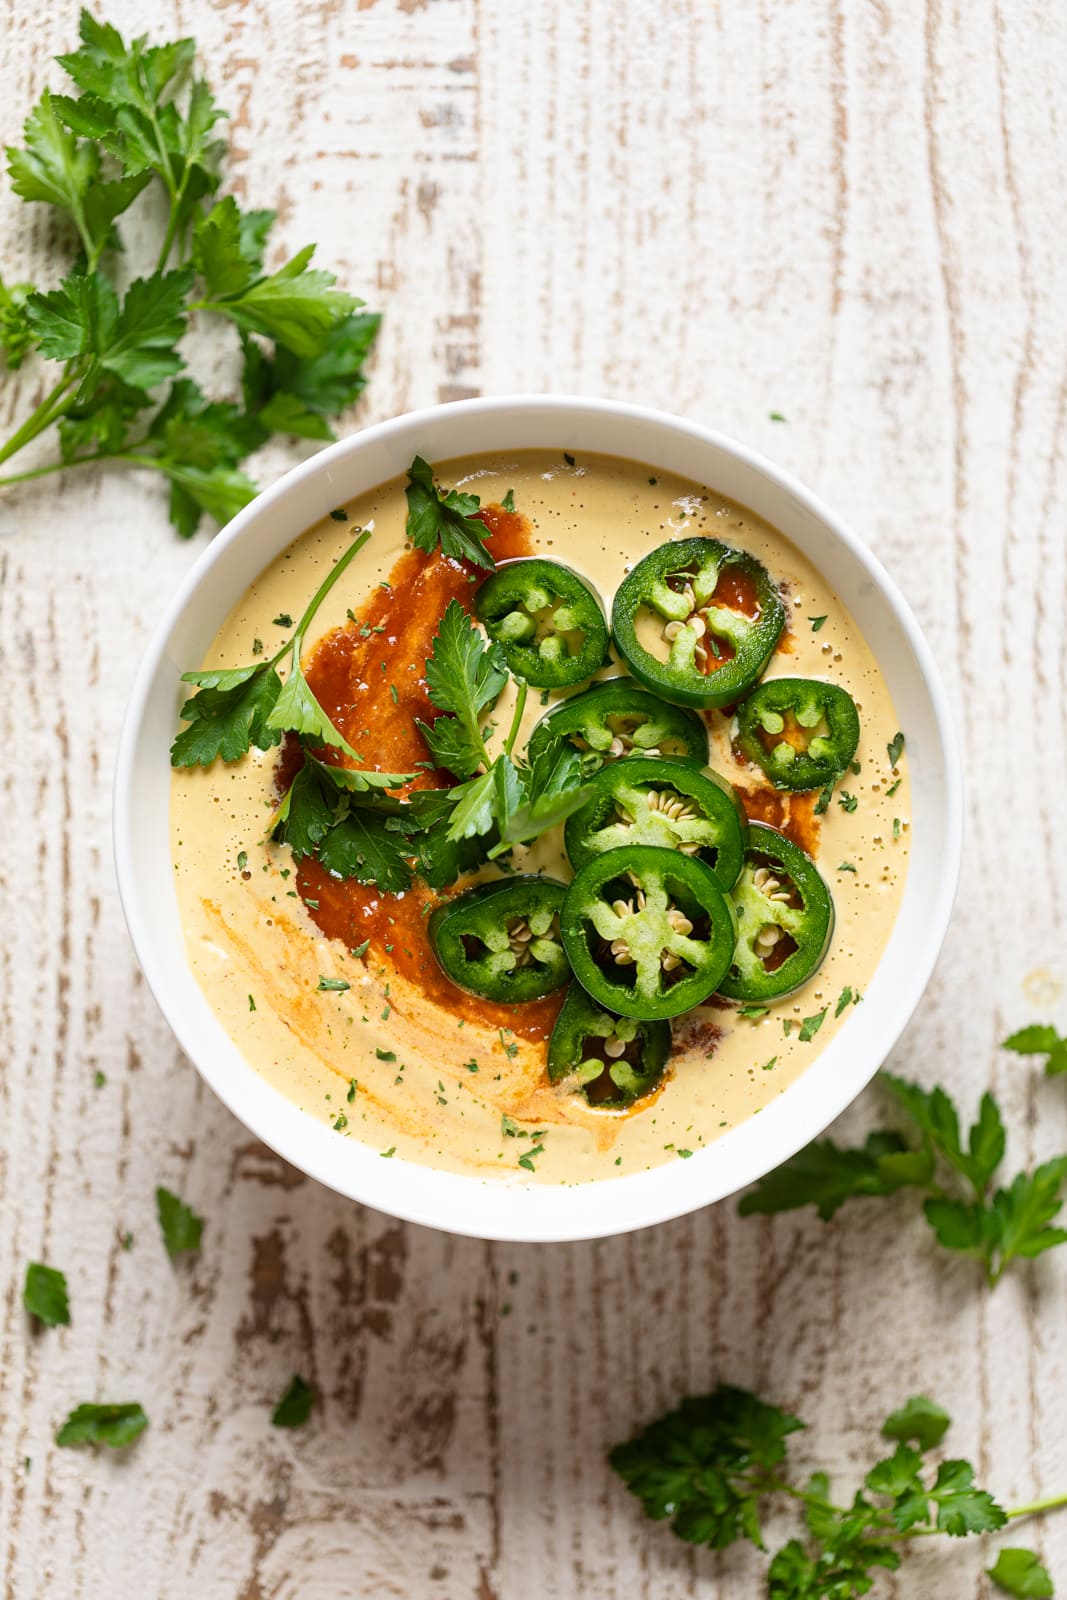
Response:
[[171, 451, 909, 1183]]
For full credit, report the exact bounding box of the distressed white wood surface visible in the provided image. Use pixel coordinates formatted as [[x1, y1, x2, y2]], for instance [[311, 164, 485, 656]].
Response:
[[2, 1, 1066, 1595]]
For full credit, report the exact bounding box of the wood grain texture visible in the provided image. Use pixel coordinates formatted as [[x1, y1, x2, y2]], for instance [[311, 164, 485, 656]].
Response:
[[2, 0, 1066, 1594]]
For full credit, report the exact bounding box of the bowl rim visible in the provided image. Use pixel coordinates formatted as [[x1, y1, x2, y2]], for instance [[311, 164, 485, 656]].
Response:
[[113, 393, 963, 1242]]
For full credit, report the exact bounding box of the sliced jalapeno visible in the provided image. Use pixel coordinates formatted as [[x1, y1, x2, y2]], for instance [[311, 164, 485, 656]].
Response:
[[735, 677, 860, 792], [526, 678, 709, 773], [429, 875, 569, 1002], [560, 845, 736, 1020], [547, 983, 671, 1108], [474, 558, 609, 688], [563, 756, 746, 889], [611, 536, 785, 709], [717, 823, 833, 1002]]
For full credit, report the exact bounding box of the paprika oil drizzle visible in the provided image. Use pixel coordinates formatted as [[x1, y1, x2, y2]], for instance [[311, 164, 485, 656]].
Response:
[[283, 505, 563, 1044]]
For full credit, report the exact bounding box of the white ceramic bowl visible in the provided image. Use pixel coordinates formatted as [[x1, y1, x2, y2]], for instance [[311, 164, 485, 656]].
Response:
[[114, 396, 962, 1242]]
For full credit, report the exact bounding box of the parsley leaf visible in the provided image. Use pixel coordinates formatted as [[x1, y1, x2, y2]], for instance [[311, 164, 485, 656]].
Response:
[[56, 1400, 148, 1449], [271, 1374, 314, 1428], [798, 1007, 828, 1042], [387, 786, 489, 889], [0, 274, 37, 368], [420, 598, 507, 777], [881, 1395, 951, 1452], [26, 266, 191, 393], [405, 455, 496, 569], [173, 528, 372, 766], [196, 240, 357, 356], [266, 656, 362, 760], [487, 745, 590, 856], [739, 1130, 933, 1221], [170, 663, 282, 766], [988, 1549, 1055, 1597], [155, 1185, 204, 1257], [1004, 1023, 1067, 1077], [887, 730, 905, 766], [986, 1158, 1067, 1279], [6, 89, 150, 269], [23, 1262, 70, 1327], [240, 313, 380, 439], [316, 806, 413, 893], [930, 1459, 1007, 1536], [270, 760, 414, 892]]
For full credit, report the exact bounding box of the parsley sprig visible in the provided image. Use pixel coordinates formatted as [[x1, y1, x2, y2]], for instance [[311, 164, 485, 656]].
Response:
[[0, 11, 377, 534], [403, 599, 591, 878], [739, 1068, 1067, 1286], [610, 1386, 1062, 1597], [174, 528, 391, 769], [173, 527, 416, 889]]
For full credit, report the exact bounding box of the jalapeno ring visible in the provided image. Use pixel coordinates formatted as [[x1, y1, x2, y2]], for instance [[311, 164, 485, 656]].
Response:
[[547, 983, 671, 1109], [526, 678, 709, 773], [611, 536, 785, 708], [474, 558, 609, 689], [560, 844, 736, 1020], [563, 756, 746, 889], [429, 875, 570, 1002], [717, 823, 834, 1002], [735, 677, 860, 792]]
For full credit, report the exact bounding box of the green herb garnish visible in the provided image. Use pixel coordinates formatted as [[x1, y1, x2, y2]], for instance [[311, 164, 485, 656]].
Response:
[[56, 1401, 148, 1449], [1003, 1024, 1067, 1077], [155, 1186, 203, 1258], [271, 1375, 314, 1428], [403, 600, 589, 882], [609, 1386, 1062, 1592], [23, 1263, 70, 1327], [739, 1072, 1067, 1286], [798, 1007, 828, 1042], [0, 11, 377, 531], [404, 455, 495, 569]]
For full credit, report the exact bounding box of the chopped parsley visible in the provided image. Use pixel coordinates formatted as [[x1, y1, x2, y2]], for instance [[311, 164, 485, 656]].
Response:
[[56, 1402, 147, 1450], [798, 1007, 828, 1042], [23, 1263, 70, 1327], [156, 1187, 204, 1257], [271, 1375, 314, 1428]]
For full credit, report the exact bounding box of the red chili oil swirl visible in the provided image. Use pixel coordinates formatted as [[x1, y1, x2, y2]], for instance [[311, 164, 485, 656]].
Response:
[[279, 505, 563, 1044]]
